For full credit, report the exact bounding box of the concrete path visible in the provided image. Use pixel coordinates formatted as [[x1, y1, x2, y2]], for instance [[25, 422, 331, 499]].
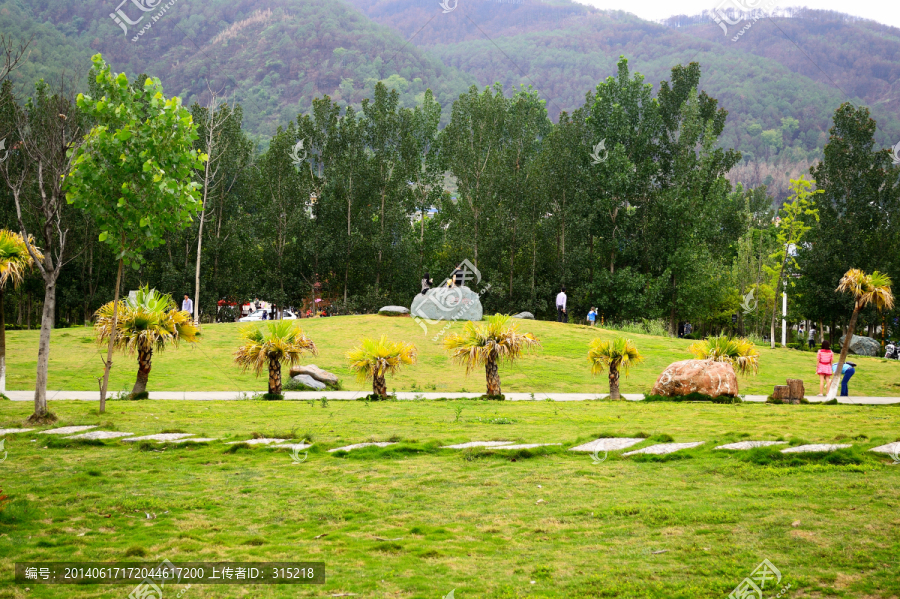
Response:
[[7, 391, 899, 404]]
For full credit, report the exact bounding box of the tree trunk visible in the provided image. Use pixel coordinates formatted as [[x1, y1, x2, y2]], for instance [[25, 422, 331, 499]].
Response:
[[268, 359, 282, 395], [0, 289, 5, 393], [98, 257, 124, 414], [827, 305, 860, 400], [32, 280, 56, 419], [194, 208, 205, 324], [485, 356, 501, 396], [608, 365, 621, 400], [131, 342, 153, 396], [373, 372, 387, 397]]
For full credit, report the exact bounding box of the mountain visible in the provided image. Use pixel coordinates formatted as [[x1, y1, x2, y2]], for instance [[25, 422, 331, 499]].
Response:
[[3, 0, 900, 198]]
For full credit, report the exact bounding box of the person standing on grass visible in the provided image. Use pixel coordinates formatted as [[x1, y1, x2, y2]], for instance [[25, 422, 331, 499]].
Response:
[[556, 286, 568, 323], [808, 326, 816, 349], [816, 340, 834, 396], [832, 360, 856, 397], [182, 294, 193, 315], [587, 307, 597, 326]]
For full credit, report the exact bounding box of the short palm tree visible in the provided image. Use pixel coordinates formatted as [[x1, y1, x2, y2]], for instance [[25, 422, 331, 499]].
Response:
[[95, 286, 199, 397], [587, 337, 643, 400], [443, 314, 541, 397], [0, 230, 41, 393], [346, 336, 417, 398], [234, 320, 318, 397], [689, 335, 760, 376], [827, 269, 894, 399]]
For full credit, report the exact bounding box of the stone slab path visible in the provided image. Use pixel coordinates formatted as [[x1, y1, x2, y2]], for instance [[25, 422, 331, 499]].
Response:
[[441, 441, 515, 449], [171, 438, 218, 443], [781, 444, 852, 453], [10, 391, 900, 404], [226, 438, 287, 446], [486, 443, 561, 450], [870, 442, 900, 454], [272, 443, 313, 450], [124, 433, 195, 442], [0, 428, 35, 435], [714, 441, 787, 450], [328, 442, 396, 452], [569, 438, 646, 453], [65, 431, 134, 440], [623, 442, 704, 456], [39, 426, 98, 435]]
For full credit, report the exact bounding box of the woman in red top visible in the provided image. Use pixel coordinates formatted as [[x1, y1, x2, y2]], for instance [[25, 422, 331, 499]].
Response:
[[816, 340, 834, 396]]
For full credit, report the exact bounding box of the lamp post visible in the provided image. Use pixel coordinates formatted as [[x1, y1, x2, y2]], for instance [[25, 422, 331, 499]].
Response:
[[781, 292, 787, 347]]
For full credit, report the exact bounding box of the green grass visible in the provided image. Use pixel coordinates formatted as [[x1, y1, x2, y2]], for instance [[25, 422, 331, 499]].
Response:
[[7, 316, 900, 396], [1, 399, 900, 598]]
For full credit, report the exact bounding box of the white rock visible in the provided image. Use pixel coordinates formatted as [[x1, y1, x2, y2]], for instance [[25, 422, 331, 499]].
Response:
[[0, 428, 35, 436], [328, 442, 396, 453], [488, 443, 561, 450], [64, 431, 134, 440], [781, 443, 852, 453], [714, 441, 787, 450], [623, 442, 704, 456], [39, 426, 98, 435], [226, 438, 286, 445], [441, 441, 516, 449], [378, 305, 409, 315], [272, 443, 313, 451], [569, 438, 645, 452], [170, 438, 218, 443], [870, 442, 900, 454], [124, 434, 195, 442]]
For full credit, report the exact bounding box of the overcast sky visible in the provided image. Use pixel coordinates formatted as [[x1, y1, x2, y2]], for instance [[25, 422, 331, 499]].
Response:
[[574, 1, 900, 29]]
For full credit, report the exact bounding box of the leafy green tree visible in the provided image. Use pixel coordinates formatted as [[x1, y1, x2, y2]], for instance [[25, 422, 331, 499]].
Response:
[[587, 337, 643, 400], [66, 54, 206, 413], [0, 230, 39, 392], [94, 286, 199, 397], [346, 336, 417, 398], [234, 321, 318, 397]]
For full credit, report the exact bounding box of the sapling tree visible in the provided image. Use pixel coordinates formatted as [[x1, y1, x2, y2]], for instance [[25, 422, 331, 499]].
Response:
[[65, 54, 205, 413]]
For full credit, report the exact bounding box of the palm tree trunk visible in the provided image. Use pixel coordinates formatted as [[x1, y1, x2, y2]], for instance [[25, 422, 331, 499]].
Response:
[[131, 342, 153, 396], [373, 373, 387, 397], [485, 358, 501, 396], [99, 257, 124, 414], [827, 304, 860, 400], [268, 359, 282, 395], [609, 364, 621, 400]]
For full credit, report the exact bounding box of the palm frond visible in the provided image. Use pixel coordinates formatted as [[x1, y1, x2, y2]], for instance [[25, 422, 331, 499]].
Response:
[[94, 285, 198, 354], [588, 337, 643, 377], [0, 230, 41, 288], [689, 335, 759, 376], [443, 314, 541, 373], [346, 335, 417, 382], [233, 321, 318, 377]]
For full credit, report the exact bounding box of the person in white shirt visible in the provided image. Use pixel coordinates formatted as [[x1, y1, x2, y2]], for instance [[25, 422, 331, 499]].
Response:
[[182, 294, 193, 315], [556, 286, 567, 323]]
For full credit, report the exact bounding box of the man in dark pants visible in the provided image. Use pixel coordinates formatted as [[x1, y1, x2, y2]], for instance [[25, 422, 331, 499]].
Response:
[[556, 286, 567, 323]]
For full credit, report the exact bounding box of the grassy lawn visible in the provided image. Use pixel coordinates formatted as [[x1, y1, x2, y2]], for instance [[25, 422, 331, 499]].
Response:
[[6, 316, 900, 396], [1, 398, 899, 598]]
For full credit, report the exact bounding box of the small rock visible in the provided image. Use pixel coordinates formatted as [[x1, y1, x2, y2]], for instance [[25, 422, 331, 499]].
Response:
[[536, 499, 545, 504], [291, 374, 326, 390], [289, 364, 339, 385], [791, 520, 800, 527], [512, 312, 535, 319], [378, 305, 409, 316]]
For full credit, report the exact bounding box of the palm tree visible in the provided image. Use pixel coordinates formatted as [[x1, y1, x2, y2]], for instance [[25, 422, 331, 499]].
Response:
[[234, 320, 318, 397], [689, 335, 760, 376], [346, 336, 417, 398], [0, 230, 41, 393], [444, 314, 541, 397], [587, 337, 643, 400], [827, 269, 894, 399], [95, 286, 199, 397]]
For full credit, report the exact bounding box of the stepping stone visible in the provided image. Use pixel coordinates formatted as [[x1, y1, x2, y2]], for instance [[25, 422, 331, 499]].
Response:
[[0, 428, 35, 436], [65, 431, 134, 440], [623, 442, 704, 456], [781, 443, 852, 453], [39, 426, 98, 435], [441, 441, 516, 449], [328, 442, 396, 453], [569, 438, 645, 453], [170, 438, 218, 443], [227, 438, 286, 446], [272, 443, 313, 451], [489, 443, 561, 450], [870, 442, 900, 455], [124, 433, 196, 442], [714, 441, 788, 450]]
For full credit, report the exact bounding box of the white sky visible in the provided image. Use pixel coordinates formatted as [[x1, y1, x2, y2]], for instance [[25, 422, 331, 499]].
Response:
[[574, 0, 900, 29]]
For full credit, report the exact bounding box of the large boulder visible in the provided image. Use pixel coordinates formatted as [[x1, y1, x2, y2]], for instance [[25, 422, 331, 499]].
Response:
[[411, 286, 483, 322], [651, 360, 739, 398], [289, 364, 339, 386], [512, 312, 535, 319], [291, 374, 326, 391], [378, 305, 409, 316], [839, 334, 880, 357]]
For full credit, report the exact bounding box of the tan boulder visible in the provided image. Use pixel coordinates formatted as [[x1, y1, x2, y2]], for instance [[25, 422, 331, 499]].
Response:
[[288, 364, 339, 386], [650, 359, 738, 398]]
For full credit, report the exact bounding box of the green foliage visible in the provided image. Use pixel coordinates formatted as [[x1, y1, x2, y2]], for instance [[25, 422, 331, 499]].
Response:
[[688, 336, 760, 376]]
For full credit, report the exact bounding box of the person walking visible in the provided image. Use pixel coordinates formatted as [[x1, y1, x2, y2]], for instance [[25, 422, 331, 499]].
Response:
[[587, 307, 597, 326], [808, 326, 816, 349], [182, 294, 193, 315], [816, 340, 834, 396], [556, 286, 568, 323], [421, 272, 433, 295], [832, 361, 856, 397]]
